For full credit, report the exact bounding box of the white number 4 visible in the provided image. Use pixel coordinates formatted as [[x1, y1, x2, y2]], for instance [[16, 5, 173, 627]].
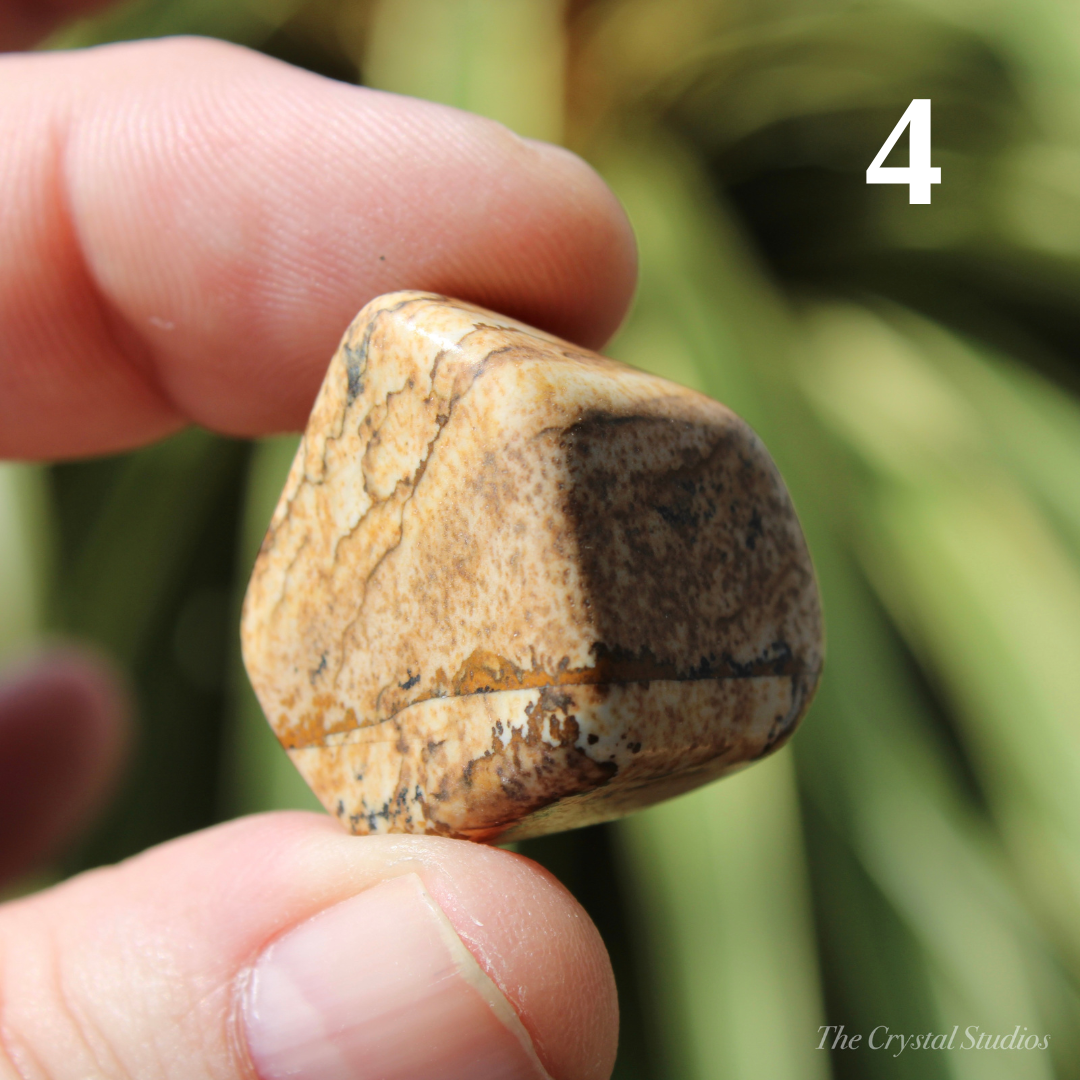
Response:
[[866, 98, 941, 204]]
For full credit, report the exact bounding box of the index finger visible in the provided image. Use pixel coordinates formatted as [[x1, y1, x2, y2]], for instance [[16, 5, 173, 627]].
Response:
[[0, 37, 637, 459]]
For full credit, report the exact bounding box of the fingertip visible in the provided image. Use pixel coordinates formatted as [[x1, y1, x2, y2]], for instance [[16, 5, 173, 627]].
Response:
[[2, 38, 639, 453], [416, 839, 620, 1080], [241, 823, 621, 1080], [516, 137, 639, 350], [2, 812, 618, 1080]]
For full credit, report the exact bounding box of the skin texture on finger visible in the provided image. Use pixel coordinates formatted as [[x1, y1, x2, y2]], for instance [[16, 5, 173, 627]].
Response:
[[0, 649, 129, 886], [0, 37, 637, 460], [0, 812, 618, 1080], [0, 0, 112, 51]]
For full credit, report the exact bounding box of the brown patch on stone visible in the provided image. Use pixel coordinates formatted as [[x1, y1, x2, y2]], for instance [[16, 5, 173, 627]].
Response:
[[439, 716, 618, 836]]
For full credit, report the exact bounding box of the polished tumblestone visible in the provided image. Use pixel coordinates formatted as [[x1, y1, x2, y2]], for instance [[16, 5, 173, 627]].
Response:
[[241, 292, 822, 841]]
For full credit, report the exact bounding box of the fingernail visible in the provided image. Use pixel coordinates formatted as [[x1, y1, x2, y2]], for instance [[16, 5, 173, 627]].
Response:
[[243, 873, 552, 1080]]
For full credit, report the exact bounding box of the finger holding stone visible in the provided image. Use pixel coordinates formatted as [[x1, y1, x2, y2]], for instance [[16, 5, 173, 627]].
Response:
[[0, 812, 618, 1080], [0, 37, 637, 459]]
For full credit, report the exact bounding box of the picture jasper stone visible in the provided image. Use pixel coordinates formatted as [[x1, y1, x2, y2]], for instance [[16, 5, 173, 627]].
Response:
[[241, 291, 822, 842]]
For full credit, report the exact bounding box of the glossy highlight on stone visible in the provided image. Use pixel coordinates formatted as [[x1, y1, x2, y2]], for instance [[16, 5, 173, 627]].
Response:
[[241, 291, 823, 842]]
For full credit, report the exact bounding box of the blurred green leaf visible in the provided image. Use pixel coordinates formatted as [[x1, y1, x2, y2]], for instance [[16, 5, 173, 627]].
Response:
[[59, 429, 238, 665], [364, 0, 565, 140], [617, 750, 830, 1080], [0, 464, 54, 663], [46, 0, 301, 49], [220, 434, 324, 817], [799, 306, 1080, 984], [50, 431, 251, 869]]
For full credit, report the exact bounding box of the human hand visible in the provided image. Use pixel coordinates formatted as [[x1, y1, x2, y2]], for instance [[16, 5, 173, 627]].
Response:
[[0, 9, 637, 1078]]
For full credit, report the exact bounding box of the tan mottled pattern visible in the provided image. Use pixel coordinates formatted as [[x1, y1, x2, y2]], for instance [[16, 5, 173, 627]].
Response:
[[241, 292, 822, 841]]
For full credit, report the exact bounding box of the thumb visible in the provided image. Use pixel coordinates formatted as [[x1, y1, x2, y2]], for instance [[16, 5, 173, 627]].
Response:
[[0, 813, 617, 1080]]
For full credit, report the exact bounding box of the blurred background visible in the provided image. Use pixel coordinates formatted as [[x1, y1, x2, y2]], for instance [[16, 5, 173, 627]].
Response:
[[4, 0, 1080, 1075]]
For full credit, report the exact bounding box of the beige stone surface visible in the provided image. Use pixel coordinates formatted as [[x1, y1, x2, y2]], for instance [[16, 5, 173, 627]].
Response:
[[241, 291, 822, 841]]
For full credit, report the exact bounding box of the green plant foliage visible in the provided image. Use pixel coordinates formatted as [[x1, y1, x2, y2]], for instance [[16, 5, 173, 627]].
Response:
[[220, 434, 324, 818], [0, 463, 54, 664], [47, 431, 251, 872]]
